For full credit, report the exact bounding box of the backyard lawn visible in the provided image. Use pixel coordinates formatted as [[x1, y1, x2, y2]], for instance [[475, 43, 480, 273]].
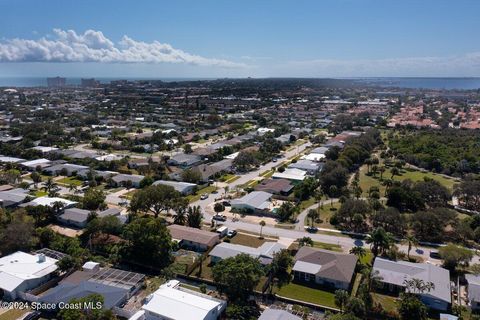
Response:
[[304, 202, 341, 229], [372, 292, 398, 314], [275, 282, 337, 308]]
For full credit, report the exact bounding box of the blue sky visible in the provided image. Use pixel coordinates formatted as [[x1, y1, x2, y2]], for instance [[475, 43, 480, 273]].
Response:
[[1, 0, 479, 78]]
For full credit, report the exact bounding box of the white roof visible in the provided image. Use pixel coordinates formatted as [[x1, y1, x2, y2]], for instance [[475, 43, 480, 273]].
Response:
[[95, 153, 124, 161], [272, 168, 307, 181], [27, 196, 77, 208], [292, 260, 322, 274], [225, 151, 239, 159], [0, 251, 58, 292], [301, 153, 326, 162], [21, 158, 51, 167], [31, 146, 59, 153], [142, 280, 225, 320], [0, 156, 26, 163]]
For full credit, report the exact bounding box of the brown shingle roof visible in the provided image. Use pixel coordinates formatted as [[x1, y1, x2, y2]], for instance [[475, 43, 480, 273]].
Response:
[[167, 224, 219, 247], [294, 247, 357, 283]]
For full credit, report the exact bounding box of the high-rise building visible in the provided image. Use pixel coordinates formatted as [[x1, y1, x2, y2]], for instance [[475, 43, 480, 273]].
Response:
[[47, 77, 66, 87], [81, 78, 99, 88]]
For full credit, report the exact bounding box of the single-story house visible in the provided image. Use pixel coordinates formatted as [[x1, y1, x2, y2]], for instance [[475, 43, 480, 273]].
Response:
[[254, 178, 294, 196], [44, 163, 89, 176], [292, 247, 357, 290], [19, 196, 77, 209], [153, 180, 197, 195], [192, 159, 233, 182], [231, 191, 273, 213], [288, 160, 323, 175], [31, 146, 59, 154], [20, 158, 52, 170], [168, 225, 220, 251], [76, 169, 118, 180], [258, 308, 302, 320], [272, 168, 307, 182], [209, 241, 285, 265], [0, 251, 58, 300], [168, 153, 203, 169], [111, 173, 145, 188], [0, 188, 30, 207], [0, 155, 26, 163], [466, 274, 480, 311], [373, 257, 451, 311], [300, 153, 326, 162], [40, 267, 144, 310], [57, 208, 91, 228], [137, 280, 226, 320]]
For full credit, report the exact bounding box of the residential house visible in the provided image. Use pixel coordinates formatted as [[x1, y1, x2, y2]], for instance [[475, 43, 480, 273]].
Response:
[[192, 159, 233, 182], [41, 266, 144, 310], [254, 179, 294, 196], [288, 160, 323, 175], [272, 168, 307, 182], [466, 274, 480, 311], [134, 280, 226, 320], [0, 188, 30, 207], [231, 191, 273, 213], [168, 225, 220, 251], [292, 247, 357, 290], [58, 207, 91, 228], [258, 308, 302, 320], [0, 251, 58, 300], [209, 242, 286, 265], [373, 257, 451, 311], [20, 158, 52, 171], [44, 163, 89, 176], [111, 173, 145, 188], [168, 153, 203, 169], [153, 180, 197, 195], [20, 196, 77, 209]]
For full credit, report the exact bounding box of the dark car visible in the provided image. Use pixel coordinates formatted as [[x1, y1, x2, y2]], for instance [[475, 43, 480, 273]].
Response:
[[430, 250, 441, 259], [212, 214, 227, 222], [222, 201, 231, 206]]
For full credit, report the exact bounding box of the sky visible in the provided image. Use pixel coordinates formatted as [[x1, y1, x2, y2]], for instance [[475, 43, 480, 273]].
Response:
[[0, 0, 479, 78]]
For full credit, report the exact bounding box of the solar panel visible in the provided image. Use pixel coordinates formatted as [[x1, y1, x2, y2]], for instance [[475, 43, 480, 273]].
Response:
[[88, 267, 145, 290], [35, 248, 69, 260]]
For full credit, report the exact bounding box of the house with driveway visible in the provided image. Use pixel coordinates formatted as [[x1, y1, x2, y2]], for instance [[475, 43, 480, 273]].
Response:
[[373, 257, 451, 311], [292, 247, 358, 290], [209, 242, 286, 265], [168, 225, 220, 251], [231, 191, 273, 214]]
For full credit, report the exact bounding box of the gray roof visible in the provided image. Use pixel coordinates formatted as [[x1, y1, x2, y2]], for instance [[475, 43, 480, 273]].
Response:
[[258, 309, 302, 320], [373, 257, 451, 303], [293, 247, 357, 284], [153, 180, 197, 193], [112, 173, 145, 184], [209, 241, 285, 265], [288, 159, 322, 172], [466, 274, 480, 303], [169, 153, 202, 166], [0, 188, 29, 205], [59, 208, 91, 223], [231, 191, 272, 210], [97, 207, 121, 218], [310, 146, 330, 154]]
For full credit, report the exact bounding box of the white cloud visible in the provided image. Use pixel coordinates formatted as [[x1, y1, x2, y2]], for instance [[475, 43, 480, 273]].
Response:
[[0, 29, 246, 68]]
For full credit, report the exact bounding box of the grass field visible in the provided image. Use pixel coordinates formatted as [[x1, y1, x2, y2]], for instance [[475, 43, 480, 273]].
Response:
[[228, 233, 267, 247], [276, 282, 337, 308], [57, 176, 83, 186], [32, 190, 48, 197], [358, 164, 458, 196], [304, 202, 341, 229], [186, 185, 217, 202], [372, 292, 398, 314]]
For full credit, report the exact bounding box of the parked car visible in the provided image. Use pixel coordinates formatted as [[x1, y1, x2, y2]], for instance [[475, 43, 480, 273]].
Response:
[[222, 201, 231, 206], [212, 214, 227, 222], [200, 193, 209, 200], [430, 250, 441, 259], [227, 229, 237, 238]]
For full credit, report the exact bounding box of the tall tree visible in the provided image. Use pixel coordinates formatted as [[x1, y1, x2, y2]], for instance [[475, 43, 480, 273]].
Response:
[[186, 205, 203, 228]]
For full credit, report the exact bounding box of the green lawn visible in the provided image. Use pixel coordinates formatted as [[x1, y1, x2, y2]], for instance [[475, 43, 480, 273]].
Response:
[[32, 190, 48, 197], [228, 233, 267, 248], [358, 164, 458, 196], [304, 202, 341, 229], [359, 250, 374, 265], [275, 282, 337, 308], [298, 197, 317, 212], [372, 292, 398, 314], [312, 241, 342, 252], [57, 176, 83, 186], [186, 185, 218, 202]]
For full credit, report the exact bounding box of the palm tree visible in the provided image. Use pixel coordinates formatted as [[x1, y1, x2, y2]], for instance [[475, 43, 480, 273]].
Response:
[[329, 185, 338, 207], [403, 235, 419, 261], [366, 227, 393, 258], [43, 177, 58, 195], [68, 183, 78, 194], [186, 206, 203, 228], [361, 266, 383, 292], [307, 209, 319, 228], [224, 186, 229, 198], [174, 210, 186, 225], [390, 167, 400, 180], [259, 220, 266, 239], [349, 246, 367, 261], [378, 166, 386, 180]]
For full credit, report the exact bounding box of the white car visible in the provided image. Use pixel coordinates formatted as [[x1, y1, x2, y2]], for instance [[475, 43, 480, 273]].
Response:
[[200, 193, 209, 200]]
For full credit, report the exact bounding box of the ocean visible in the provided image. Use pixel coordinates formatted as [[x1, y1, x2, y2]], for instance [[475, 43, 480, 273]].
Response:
[[0, 77, 480, 90]]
